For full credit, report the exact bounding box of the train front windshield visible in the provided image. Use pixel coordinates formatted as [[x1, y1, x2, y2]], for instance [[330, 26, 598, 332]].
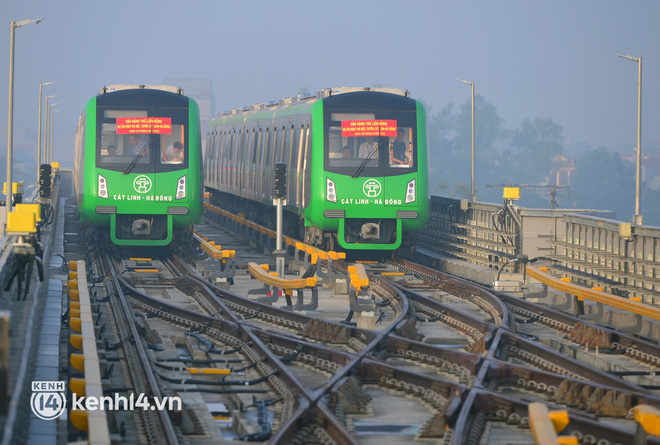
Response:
[[96, 108, 188, 172], [323, 94, 418, 177]]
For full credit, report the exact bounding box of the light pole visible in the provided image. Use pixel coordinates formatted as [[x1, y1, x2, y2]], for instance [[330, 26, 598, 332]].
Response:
[[49, 109, 60, 163], [616, 54, 643, 225], [45, 99, 58, 165], [37, 81, 55, 182], [457, 79, 476, 202], [6, 18, 42, 223]]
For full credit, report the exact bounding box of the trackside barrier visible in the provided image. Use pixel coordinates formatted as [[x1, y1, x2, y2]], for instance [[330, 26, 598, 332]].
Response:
[[67, 260, 110, 444], [527, 265, 660, 328], [192, 230, 237, 280], [203, 202, 348, 285], [193, 231, 235, 261], [345, 264, 375, 320], [528, 402, 577, 445], [634, 404, 660, 445], [247, 262, 318, 311]]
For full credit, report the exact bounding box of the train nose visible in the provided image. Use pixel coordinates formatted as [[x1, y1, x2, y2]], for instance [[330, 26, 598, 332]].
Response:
[[132, 218, 151, 236]]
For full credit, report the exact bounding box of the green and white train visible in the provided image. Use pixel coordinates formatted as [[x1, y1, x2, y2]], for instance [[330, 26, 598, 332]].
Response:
[[74, 85, 204, 246], [205, 87, 428, 250]]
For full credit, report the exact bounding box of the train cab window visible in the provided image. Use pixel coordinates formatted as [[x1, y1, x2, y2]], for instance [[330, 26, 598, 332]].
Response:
[[324, 111, 417, 176], [160, 124, 186, 165], [387, 127, 413, 168], [327, 126, 381, 168], [96, 107, 188, 173]]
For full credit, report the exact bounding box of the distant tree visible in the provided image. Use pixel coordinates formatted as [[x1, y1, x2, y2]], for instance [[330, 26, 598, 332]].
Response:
[[427, 95, 506, 191], [433, 181, 450, 195], [641, 188, 660, 227], [427, 103, 455, 178], [571, 146, 635, 219], [451, 183, 471, 199], [510, 117, 564, 184]]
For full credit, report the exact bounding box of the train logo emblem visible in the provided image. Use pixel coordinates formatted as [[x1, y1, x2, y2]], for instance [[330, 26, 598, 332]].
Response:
[[133, 175, 152, 194], [31, 381, 66, 421], [363, 179, 382, 198]]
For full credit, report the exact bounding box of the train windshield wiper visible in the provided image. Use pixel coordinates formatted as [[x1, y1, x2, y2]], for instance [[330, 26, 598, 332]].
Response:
[[123, 140, 153, 175], [351, 143, 378, 178]]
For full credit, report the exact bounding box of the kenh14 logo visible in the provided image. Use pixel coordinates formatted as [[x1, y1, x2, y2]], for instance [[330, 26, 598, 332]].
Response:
[[31, 381, 67, 420]]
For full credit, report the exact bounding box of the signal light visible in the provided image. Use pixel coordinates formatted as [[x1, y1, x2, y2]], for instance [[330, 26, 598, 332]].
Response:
[[39, 163, 52, 198], [274, 162, 287, 199], [39, 164, 52, 177]]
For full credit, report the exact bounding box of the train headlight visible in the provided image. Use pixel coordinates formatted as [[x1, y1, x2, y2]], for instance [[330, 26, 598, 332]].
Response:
[[176, 175, 186, 200], [405, 179, 416, 204], [98, 174, 109, 199], [326, 178, 337, 203]]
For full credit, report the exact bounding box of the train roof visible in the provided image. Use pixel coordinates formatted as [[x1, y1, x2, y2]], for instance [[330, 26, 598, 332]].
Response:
[[99, 84, 184, 95], [215, 86, 411, 118]]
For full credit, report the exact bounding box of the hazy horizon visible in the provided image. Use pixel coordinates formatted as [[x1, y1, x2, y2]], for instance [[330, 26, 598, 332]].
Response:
[[2, 1, 659, 165]]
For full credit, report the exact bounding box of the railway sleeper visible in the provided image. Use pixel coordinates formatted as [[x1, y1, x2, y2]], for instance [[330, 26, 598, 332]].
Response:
[[568, 322, 614, 349], [331, 377, 371, 417], [302, 319, 351, 343], [550, 380, 633, 417]]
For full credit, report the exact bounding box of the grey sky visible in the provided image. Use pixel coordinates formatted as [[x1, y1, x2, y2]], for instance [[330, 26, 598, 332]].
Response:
[[2, 0, 659, 164]]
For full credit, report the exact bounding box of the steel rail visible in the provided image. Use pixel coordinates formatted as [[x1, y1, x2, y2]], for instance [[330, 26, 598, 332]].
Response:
[[122, 256, 360, 444], [98, 250, 180, 445], [172, 254, 412, 442], [453, 388, 660, 445]]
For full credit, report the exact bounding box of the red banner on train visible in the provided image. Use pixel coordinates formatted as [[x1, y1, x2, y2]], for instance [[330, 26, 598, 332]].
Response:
[[116, 117, 172, 134], [341, 119, 397, 137]]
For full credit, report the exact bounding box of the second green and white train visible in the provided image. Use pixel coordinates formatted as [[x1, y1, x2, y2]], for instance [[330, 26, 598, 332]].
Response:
[[204, 87, 428, 251]]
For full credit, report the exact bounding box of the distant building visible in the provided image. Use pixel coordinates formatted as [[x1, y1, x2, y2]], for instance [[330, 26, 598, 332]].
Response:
[[550, 154, 576, 186]]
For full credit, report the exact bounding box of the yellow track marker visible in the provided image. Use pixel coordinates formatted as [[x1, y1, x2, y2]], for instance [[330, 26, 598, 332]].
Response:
[[187, 368, 231, 375]]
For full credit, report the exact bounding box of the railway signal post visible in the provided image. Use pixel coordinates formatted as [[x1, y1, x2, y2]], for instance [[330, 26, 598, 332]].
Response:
[[273, 163, 287, 281]]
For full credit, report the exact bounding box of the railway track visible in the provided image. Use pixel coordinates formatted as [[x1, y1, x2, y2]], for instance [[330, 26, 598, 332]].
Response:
[[66, 203, 660, 444]]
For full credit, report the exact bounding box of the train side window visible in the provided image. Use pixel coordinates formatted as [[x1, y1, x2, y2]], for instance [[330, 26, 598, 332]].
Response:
[[272, 127, 279, 164], [228, 131, 235, 161], [290, 125, 299, 168], [206, 133, 214, 177], [279, 126, 288, 164], [252, 129, 260, 165], [220, 131, 227, 182], [296, 125, 304, 170], [282, 126, 289, 166], [235, 130, 241, 162], [212, 132, 219, 181], [261, 128, 269, 166], [243, 130, 250, 166]]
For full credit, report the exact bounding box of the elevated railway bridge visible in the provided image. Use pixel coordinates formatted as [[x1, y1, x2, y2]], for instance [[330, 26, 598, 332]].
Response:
[[0, 170, 660, 444]]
